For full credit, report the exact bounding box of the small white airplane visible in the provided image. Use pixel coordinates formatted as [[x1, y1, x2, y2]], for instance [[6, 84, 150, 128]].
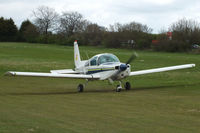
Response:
[[6, 41, 195, 92]]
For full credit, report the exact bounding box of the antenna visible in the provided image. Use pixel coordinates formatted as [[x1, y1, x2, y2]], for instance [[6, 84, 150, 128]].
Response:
[[85, 51, 89, 60]]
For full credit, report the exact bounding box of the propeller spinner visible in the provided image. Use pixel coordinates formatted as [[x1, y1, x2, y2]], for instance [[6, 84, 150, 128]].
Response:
[[116, 52, 138, 72]]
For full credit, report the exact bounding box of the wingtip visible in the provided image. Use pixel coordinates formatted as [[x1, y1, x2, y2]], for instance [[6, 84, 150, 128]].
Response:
[[74, 40, 78, 45], [4, 71, 15, 76]]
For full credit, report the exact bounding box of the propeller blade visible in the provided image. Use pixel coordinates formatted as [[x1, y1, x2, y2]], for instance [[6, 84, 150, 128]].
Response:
[[126, 52, 138, 65]]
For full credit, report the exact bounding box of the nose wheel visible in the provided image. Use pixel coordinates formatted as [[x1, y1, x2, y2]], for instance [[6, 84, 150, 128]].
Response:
[[116, 85, 122, 92], [116, 81, 131, 92], [116, 81, 122, 92]]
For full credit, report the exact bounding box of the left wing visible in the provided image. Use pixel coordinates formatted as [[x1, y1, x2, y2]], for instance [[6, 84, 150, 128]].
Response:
[[129, 64, 195, 76], [50, 69, 78, 74], [5, 71, 100, 79]]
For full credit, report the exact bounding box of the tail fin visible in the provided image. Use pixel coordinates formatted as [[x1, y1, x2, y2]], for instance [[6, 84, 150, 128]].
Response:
[[74, 40, 81, 68]]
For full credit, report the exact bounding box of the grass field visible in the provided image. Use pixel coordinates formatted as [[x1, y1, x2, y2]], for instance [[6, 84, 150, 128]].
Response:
[[0, 42, 200, 133]]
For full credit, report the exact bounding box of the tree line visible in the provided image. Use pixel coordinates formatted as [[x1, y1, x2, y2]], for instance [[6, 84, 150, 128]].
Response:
[[1, 6, 200, 52]]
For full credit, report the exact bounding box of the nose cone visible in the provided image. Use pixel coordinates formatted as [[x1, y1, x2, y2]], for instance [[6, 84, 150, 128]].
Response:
[[120, 64, 127, 71]]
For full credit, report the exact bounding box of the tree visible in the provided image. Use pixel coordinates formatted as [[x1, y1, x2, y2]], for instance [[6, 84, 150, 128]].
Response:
[[19, 20, 39, 42], [109, 21, 152, 33], [123, 22, 152, 33], [169, 18, 200, 44], [33, 6, 58, 39], [82, 23, 106, 45], [152, 19, 200, 52], [59, 11, 87, 37], [107, 22, 153, 48], [0, 17, 18, 41]]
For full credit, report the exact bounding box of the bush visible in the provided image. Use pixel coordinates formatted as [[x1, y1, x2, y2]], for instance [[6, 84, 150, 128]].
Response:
[[152, 40, 191, 52], [102, 32, 121, 48], [136, 39, 151, 49]]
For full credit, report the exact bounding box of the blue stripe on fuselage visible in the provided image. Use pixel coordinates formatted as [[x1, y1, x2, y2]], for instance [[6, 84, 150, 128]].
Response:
[[86, 69, 114, 74]]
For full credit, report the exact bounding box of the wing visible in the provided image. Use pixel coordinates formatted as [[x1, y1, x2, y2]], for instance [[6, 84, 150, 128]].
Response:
[[5, 71, 100, 79], [129, 64, 195, 76], [50, 69, 78, 74]]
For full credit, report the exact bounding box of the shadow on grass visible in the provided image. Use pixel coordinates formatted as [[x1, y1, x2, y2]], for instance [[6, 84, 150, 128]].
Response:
[[3, 83, 199, 96], [6, 89, 114, 96]]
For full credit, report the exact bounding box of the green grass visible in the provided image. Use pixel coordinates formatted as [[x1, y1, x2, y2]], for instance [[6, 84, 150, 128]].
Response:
[[0, 42, 200, 133]]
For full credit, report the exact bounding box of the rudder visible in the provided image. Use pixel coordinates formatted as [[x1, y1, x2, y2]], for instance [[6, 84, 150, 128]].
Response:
[[74, 40, 81, 68]]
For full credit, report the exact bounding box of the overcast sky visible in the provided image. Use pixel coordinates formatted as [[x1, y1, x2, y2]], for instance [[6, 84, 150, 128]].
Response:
[[1, 0, 200, 33]]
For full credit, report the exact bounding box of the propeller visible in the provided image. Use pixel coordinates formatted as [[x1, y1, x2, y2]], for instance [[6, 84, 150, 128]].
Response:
[[101, 52, 138, 80], [118, 52, 138, 71], [126, 52, 138, 65], [113, 52, 138, 78]]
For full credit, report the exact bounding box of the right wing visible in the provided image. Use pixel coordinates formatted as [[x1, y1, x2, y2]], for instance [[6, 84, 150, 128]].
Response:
[[5, 71, 100, 79], [129, 64, 195, 76]]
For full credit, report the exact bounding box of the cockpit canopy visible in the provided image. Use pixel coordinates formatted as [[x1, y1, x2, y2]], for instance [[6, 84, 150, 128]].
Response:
[[98, 54, 120, 65], [85, 53, 120, 66]]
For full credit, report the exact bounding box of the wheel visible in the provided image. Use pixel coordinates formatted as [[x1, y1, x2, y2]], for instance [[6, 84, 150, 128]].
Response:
[[116, 85, 122, 92], [77, 84, 84, 92], [125, 82, 131, 90]]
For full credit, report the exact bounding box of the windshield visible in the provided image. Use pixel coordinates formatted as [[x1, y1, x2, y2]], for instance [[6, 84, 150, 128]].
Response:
[[98, 54, 120, 65]]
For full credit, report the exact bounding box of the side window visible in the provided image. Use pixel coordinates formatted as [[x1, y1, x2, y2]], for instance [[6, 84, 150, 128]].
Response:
[[90, 56, 97, 66], [85, 61, 89, 67]]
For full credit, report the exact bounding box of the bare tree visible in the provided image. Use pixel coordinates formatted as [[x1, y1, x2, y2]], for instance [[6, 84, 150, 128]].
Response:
[[169, 18, 200, 44], [83, 23, 106, 45], [59, 11, 87, 37], [124, 22, 153, 33], [109, 23, 123, 32], [109, 22, 152, 33], [169, 18, 200, 33], [33, 6, 58, 35], [85, 23, 106, 33]]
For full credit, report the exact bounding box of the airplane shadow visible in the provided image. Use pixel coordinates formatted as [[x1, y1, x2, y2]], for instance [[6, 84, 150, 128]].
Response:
[[133, 83, 200, 92], [4, 83, 199, 96]]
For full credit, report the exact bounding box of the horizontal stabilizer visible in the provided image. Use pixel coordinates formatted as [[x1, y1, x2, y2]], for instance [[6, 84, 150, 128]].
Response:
[[130, 64, 195, 76], [5, 71, 99, 79]]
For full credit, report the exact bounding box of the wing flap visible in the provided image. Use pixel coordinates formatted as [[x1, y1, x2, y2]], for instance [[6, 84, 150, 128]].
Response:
[[130, 64, 195, 76], [5, 71, 100, 79], [50, 69, 78, 74]]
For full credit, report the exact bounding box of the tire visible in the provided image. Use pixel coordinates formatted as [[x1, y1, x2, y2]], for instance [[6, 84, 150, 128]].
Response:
[[125, 82, 131, 90], [77, 84, 84, 92]]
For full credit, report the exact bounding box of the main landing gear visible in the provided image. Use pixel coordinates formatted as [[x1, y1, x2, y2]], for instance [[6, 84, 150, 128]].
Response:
[[116, 81, 131, 92], [124, 82, 131, 90], [77, 79, 88, 92], [77, 84, 84, 92], [77, 80, 131, 93]]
